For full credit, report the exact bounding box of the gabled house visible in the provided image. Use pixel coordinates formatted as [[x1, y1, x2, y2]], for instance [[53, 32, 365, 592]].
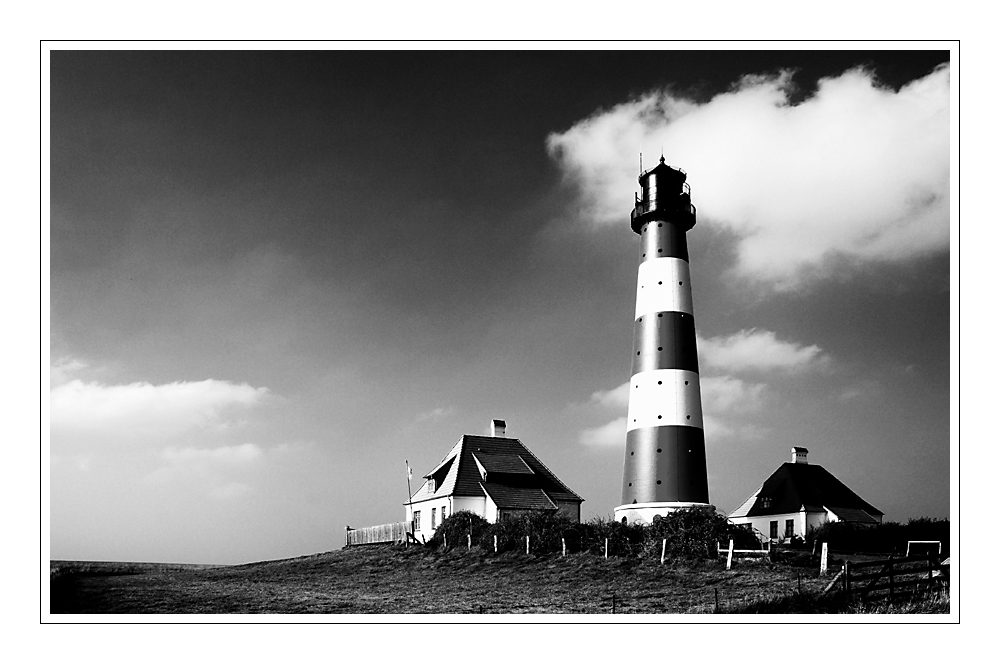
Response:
[[728, 447, 883, 542], [405, 419, 584, 541]]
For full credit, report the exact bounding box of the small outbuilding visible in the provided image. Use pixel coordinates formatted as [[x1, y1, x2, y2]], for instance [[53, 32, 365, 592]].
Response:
[[405, 419, 583, 542], [728, 447, 883, 543]]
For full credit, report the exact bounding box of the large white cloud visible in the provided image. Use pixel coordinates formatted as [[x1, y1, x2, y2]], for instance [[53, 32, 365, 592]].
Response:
[[701, 375, 766, 413], [547, 65, 949, 288], [699, 329, 827, 373], [579, 416, 626, 447], [51, 375, 269, 443]]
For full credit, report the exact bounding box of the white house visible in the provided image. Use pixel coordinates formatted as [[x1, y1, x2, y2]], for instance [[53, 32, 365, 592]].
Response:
[[728, 447, 883, 543], [405, 419, 584, 542]]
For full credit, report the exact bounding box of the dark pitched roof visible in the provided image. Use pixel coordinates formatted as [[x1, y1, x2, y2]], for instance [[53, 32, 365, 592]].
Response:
[[473, 452, 534, 475], [480, 483, 556, 510], [409, 434, 583, 505], [826, 506, 880, 524], [730, 462, 882, 520]]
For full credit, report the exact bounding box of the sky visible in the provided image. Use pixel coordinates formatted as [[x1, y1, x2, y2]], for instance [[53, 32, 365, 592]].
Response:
[[48, 49, 952, 565]]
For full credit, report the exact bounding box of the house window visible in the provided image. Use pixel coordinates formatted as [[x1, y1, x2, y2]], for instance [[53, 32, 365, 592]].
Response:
[[785, 519, 794, 538], [413, 511, 421, 531], [431, 508, 437, 529], [760, 497, 771, 509], [769, 521, 778, 539], [428, 478, 436, 492], [441, 506, 447, 521]]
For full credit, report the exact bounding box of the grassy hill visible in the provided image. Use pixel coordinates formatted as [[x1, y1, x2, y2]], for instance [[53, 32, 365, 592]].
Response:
[[49, 544, 948, 614]]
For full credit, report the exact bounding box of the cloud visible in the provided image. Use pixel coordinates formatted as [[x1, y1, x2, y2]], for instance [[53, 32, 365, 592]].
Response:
[[701, 375, 766, 413], [162, 443, 263, 464], [576, 332, 806, 447], [50, 357, 87, 387], [703, 415, 768, 443], [579, 416, 626, 447], [699, 329, 827, 373], [588, 382, 630, 409], [415, 406, 455, 422], [51, 374, 269, 444], [208, 482, 252, 501], [547, 65, 949, 288]]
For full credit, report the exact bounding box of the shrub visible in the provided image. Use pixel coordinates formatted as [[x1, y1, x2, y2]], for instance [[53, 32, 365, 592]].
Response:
[[807, 518, 949, 557], [427, 511, 490, 550], [428, 507, 771, 562], [642, 506, 757, 560], [578, 517, 646, 557], [480, 512, 581, 555]]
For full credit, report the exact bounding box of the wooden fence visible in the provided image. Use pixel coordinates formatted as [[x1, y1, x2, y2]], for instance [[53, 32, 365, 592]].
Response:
[[718, 540, 769, 569], [826, 555, 947, 599], [345, 522, 412, 547]]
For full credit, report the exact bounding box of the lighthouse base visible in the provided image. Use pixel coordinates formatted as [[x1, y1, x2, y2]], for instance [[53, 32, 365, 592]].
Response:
[[613, 501, 713, 525]]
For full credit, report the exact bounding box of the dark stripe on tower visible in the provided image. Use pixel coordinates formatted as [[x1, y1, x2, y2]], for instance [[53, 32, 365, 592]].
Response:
[[621, 427, 709, 504], [631, 312, 700, 374], [639, 220, 688, 263]]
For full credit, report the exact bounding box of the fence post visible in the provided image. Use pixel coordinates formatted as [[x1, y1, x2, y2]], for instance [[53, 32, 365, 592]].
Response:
[[494, 534, 498, 554], [526, 535, 530, 555], [605, 537, 609, 559], [661, 538, 667, 565], [820, 542, 828, 575], [444, 534, 447, 549], [562, 537, 566, 557], [726, 539, 735, 571], [843, 561, 850, 594], [467, 534, 471, 550]]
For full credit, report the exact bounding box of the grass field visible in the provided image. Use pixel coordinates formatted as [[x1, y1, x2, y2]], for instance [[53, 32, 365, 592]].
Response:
[[49, 545, 949, 615]]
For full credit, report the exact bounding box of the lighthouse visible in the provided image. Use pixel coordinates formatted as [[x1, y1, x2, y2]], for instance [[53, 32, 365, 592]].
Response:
[[613, 157, 710, 525]]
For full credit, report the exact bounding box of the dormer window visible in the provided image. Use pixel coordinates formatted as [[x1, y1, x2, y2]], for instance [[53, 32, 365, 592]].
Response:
[[428, 478, 436, 492], [760, 497, 771, 509]]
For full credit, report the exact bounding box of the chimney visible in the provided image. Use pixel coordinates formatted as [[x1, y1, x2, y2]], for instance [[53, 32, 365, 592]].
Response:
[[491, 419, 506, 437], [791, 447, 809, 464]]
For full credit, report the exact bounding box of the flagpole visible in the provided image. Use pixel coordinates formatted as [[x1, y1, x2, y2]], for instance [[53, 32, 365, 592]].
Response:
[[405, 459, 413, 536]]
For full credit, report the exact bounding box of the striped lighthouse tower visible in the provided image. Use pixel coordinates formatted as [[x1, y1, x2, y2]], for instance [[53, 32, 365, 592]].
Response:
[[613, 157, 710, 525]]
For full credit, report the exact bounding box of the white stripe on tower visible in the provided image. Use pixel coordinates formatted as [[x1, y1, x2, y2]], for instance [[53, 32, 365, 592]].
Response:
[[634, 258, 693, 318]]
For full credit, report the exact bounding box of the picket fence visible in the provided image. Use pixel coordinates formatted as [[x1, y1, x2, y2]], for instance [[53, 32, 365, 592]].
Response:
[[345, 522, 412, 546]]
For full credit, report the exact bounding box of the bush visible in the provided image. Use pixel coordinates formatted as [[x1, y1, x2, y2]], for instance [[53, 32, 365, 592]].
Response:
[[480, 512, 581, 555], [807, 518, 949, 557], [642, 506, 758, 560], [427, 511, 490, 550], [428, 507, 766, 562], [578, 517, 646, 557]]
